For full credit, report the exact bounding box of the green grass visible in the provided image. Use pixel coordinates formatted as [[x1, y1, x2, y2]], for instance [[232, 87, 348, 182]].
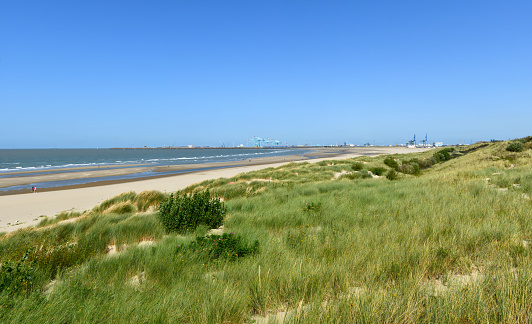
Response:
[[1, 140, 532, 322]]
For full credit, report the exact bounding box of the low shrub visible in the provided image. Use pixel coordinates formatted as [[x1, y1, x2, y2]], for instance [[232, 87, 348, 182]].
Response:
[[352, 162, 364, 171], [370, 167, 387, 176], [386, 169, 399, 180], [358, 170, 373, 179], [0, 251, 34, 295], [384, 157, 399, 170], [506, 142, 524, 152], [433, 147, 456, 162], [399, 160, 421, 175], [158, 191, 225, 233], [418, 158, 434, 169], [184, 233, 259, 261]]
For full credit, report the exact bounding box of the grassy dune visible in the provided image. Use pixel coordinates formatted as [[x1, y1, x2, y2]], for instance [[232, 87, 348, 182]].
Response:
[[1, 139, 532, 323]]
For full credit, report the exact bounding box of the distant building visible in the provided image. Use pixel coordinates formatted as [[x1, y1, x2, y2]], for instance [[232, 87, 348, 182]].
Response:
[[434, 142, 443, 147], [188, 145, 194, 148]]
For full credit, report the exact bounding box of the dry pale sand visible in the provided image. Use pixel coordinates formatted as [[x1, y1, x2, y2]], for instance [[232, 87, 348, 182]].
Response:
[[0, 147, 429, 233]]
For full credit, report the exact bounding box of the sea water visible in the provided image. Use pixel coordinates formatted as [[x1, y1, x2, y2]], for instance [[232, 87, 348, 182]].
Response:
[[0, 148, 308, 192], [0, 148, 306, 173]]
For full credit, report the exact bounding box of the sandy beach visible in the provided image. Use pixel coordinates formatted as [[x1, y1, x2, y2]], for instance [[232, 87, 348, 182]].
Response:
[[0, 147, 429, 233]]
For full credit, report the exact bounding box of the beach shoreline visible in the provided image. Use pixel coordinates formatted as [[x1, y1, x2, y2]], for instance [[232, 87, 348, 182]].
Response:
[[0, 147, 430, 233]]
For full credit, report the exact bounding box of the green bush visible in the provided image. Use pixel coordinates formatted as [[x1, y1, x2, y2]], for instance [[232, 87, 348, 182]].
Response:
[[433, 147, 456, 162], [383, 157, 399, 170], [158, 191, 225, 233], [370, 167, 387, 176], [386, 169, 399, 180], [399, 160, 421, 175], [0, 252, 34, 295], [184, 233, 259, 261], [352, 162, 364, 171], [358, 170, 373, 179], [506, 142, 524, 152], [418, 158, 434, 169]]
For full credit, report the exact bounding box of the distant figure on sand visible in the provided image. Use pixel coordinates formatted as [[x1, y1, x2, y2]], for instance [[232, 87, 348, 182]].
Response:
[[32, 186, 37, 193]]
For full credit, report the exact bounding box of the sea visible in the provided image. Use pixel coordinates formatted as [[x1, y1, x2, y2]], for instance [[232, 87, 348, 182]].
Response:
[[0, 148, 308, 172], [0, 148, 308, 192]]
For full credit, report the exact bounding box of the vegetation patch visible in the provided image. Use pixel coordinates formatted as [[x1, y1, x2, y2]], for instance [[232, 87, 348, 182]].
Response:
[[384, 156, 399, 169], [386, 168, 399, 180], [0, 251, 34, 296], [303, 202, 322, 213], [182, 233, 259, 262], [158, 191, 225, 233], [370, 167, 387, 176], [506, 142, 524, 152]]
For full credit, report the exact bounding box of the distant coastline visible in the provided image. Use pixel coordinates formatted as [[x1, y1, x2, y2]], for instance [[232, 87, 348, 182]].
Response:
[[109, 146, 294, 150]]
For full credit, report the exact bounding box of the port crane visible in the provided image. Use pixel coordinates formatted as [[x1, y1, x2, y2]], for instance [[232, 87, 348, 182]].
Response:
[[407, 134, 416, 147]]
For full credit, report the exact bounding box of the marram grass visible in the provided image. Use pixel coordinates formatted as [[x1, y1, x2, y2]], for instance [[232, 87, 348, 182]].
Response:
[[1, 140, 532, 323]]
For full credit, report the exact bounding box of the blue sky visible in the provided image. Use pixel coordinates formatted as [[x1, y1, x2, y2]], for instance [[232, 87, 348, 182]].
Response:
[[1, 1, 531, 148]]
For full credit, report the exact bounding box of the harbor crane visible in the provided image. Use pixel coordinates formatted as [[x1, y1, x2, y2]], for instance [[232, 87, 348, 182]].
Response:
[[407, 134, 416, 147], [420, 134, 428, 147]]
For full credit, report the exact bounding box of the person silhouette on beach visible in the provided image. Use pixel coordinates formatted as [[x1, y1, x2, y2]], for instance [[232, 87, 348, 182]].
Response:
[[32, 186, 37, 193]]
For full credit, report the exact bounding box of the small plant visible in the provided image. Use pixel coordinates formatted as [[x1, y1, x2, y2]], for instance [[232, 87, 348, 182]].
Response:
[[183, 233, 259, 261], [358, 170, 373, 179], [386, 169, 399, 180], [383, 157, 399, 170], [352, 162, 364, 171], [418, 158, 434, 169], [506, 142, 523, 152], [370, 167, 387, 176], [158, 191, 225, 233], [303, 202, 322, 212], [0, 251, 34, 295], [398, 160, 421, 175], [433, 147, 456, 162]]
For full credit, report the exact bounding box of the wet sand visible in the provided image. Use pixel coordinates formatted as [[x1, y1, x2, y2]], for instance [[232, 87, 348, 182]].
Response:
[[0, 147, 430, 233]]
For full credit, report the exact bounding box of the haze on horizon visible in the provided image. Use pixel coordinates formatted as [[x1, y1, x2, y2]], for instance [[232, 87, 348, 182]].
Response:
[[1, 1, 530, 149]]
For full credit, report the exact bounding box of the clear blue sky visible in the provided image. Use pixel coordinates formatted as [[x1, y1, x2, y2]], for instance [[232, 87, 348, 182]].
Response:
[[1, 1, 531, 148]]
